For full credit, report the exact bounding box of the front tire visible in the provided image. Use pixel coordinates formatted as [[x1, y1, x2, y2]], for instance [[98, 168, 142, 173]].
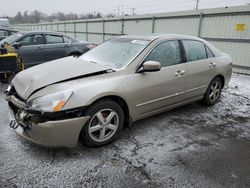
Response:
[[202, 77, 223, 106], [81, 100, 124, 147]]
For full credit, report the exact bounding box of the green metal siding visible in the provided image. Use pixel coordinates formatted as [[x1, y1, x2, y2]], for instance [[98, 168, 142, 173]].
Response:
[[14, 5, 250, 74]]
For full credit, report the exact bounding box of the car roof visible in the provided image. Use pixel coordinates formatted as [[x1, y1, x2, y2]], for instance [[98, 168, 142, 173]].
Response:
[[0, 28, 18, 32], [18, 30, 67, 36], [16, 30, 79, 41], [118, 33, 202, 42]]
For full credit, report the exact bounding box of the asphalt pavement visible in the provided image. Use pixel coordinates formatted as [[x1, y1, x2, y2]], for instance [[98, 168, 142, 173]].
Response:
[[0, 73, 250, 188]]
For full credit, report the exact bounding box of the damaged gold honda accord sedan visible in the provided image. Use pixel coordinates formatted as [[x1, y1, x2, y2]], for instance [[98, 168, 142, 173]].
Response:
[[5, 34, 232, 147]]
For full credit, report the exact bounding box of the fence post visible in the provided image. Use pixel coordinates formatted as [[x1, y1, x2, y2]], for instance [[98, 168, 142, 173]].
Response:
[[74, 22, 76, 38], [152, 16, 155, 33], [64, 22, 66, 33], [121, 18, 124, 35], [102, 19, 105, 42], [86, 21, 88, 41], [197, 12, 203, 37]]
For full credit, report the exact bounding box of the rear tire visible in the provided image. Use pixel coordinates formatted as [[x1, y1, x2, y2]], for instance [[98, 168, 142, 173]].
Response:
[[202, 77, 223, 106], [70, 53, 81, 58], [80, 100, 124, 147], [0, 74, 9, 84]]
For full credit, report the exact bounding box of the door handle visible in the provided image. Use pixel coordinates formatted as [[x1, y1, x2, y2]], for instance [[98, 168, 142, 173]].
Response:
[[175, 70, 185, 76], [36, 46, 43, 50], [209, 62, 216, 68], [65, 44, 71, 47]]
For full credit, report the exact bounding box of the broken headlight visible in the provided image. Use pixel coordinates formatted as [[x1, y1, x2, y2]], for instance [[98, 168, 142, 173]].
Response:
[[28, 90, 73, 112]]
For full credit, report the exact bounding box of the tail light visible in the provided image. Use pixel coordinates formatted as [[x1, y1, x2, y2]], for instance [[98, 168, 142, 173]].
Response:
[[86, 43, 96, 50]]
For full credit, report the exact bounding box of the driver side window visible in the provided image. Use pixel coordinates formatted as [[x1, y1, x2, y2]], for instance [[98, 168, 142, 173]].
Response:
[[19, 34, 44, 46], [144, 40, 181, 68]]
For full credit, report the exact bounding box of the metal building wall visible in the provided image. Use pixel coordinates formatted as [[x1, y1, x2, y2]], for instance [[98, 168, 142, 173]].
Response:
[[14, 6, 250, 74]]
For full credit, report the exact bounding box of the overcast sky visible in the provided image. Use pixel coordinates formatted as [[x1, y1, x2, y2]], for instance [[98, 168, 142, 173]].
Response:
[[1, 0, 250, 17]]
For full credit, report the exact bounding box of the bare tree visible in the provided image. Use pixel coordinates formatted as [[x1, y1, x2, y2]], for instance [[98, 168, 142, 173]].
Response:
[[4, 10, 104, 24]]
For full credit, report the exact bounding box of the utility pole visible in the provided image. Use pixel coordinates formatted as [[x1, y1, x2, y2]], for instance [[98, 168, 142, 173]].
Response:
[[195, 0, 200, 10], [118, 6, 120, 17], [131, 8, 136, 16], [117, 5, 124, 17]]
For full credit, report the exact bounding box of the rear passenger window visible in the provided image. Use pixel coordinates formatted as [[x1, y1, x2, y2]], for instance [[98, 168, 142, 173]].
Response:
[[46, 35, 63, 44], [145, 40, 181, 67], [206, 46, 214, 58], [182, 40, 207, 61]]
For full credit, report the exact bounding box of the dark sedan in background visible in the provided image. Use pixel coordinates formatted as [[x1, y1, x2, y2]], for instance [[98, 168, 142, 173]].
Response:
[[0, 28, 18, 40], [0, 31, 95, 68]]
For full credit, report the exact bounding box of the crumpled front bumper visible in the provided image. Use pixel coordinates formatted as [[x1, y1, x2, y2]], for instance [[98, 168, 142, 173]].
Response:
[[8, 103, 90, 148]]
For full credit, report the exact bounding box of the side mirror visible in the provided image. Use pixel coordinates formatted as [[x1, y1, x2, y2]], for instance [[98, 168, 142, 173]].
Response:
[[12, 42, 22, 49], [138, 61, 161, 73]]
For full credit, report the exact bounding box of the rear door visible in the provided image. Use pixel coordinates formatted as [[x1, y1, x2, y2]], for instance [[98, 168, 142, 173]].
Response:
[[16, 34, 45, 68], [42, 34, 67, 61], [181, 40, 217, 99], [133, 40, 187, 118]]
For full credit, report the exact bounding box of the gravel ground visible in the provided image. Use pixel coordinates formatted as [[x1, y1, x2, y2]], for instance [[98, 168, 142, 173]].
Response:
[[0, 73, 250, 188]]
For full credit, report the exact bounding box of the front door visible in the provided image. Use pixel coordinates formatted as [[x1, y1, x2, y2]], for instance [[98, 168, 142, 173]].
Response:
[[16, 34, 45, 68], [132, 40, 187, 119]]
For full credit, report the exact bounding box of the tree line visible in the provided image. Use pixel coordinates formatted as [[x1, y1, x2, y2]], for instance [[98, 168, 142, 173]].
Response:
[[1, 10, 115, 24]]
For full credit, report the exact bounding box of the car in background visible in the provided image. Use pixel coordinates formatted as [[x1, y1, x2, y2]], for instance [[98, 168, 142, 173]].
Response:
[[0, 28, 18, 41], [0, 19, 10, 28], [5, 34, 232, 147], [0, 31, 95, 68]]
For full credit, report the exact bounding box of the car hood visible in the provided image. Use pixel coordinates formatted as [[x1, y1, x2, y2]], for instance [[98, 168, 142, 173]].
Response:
[[12, 56, 111, 100]]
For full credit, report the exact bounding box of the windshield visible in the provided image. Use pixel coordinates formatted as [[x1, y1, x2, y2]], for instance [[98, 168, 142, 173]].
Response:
[[0, 33, 23, 45], [80, 38, 150, 69], [0, 31, 8, 37]]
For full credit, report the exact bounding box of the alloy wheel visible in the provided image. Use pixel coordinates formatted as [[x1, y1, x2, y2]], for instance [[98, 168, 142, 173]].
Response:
[[88, 109, 119, 142], [209, 80, 221, 103]]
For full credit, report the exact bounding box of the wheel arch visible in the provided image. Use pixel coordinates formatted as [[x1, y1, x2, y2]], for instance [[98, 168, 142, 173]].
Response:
[[87, 95, 132, 127], [213, 74, 225, 88], [69, 51, 82, 56]]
